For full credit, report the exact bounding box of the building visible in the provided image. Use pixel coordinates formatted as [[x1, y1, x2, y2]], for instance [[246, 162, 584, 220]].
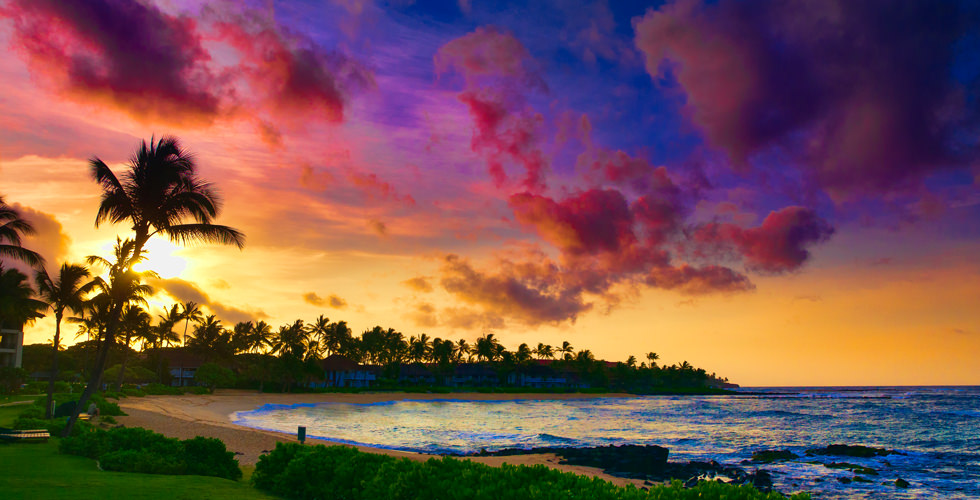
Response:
[[0, 327, 23, 369], [309, 354, 377, 388], [151, 348, 206, 386]]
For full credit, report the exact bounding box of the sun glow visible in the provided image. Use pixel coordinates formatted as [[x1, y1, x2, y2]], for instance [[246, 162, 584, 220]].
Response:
[[132, 238, 188, 279]]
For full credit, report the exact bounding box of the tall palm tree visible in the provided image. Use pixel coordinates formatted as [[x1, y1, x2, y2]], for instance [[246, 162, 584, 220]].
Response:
[[0, 194, 44, 268], [64, 239, 153, 435], [474, 333, 501, 362], [180, 301, 203, 348], [408, 333, 432, 364], [65, 136, 245, 435], [35, 263, 95, 418], [455, 339, 471, 362]]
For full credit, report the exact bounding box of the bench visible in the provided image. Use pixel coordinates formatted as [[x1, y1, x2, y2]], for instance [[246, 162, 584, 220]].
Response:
[[0, 429, 50, 443], [78, 413, 93, 421]]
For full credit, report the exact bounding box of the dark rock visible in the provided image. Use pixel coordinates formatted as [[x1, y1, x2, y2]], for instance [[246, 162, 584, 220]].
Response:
[[806, 444, 900, 458], [684, 476, 700, 488], [751, 449, 799, 463], [838, 477, 852, 484], [852, 476, 873, 483], [895, 478, 910, 488], [751, 470, 773, 491], [824, 462, 878, 475]]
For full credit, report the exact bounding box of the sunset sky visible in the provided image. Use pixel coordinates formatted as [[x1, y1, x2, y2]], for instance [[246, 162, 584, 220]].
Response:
[[2, 0, 978, 386]]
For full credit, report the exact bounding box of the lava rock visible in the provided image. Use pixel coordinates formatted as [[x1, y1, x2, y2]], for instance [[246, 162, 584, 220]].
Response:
[[838, 477, 852, 484], [895, 478, 910, 488], [806, 444, 900, 458], [824, 462, 879, 475]]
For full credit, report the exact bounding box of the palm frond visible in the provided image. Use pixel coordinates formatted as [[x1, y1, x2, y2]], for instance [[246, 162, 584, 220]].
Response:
[[0, 244, 45, 267], [164, 224, 245, 249]]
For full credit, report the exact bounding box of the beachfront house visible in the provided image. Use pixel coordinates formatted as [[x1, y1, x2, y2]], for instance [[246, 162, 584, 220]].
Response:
[[153, 349, 206, 387], [310, 354, 377, 388]]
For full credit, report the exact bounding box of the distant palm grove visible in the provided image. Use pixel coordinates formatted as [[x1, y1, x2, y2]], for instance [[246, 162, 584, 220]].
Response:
[[1, 136, 733, 424]]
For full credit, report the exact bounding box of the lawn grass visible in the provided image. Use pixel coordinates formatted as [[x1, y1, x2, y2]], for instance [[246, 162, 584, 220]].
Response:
[[0, 440, 277, 500]]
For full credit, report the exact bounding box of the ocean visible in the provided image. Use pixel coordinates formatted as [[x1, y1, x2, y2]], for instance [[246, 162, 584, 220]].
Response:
[[232, 386, 980, 499]]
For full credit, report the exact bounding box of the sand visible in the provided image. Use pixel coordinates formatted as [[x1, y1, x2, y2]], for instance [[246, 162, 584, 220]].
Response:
[[115, 390, 645, 487]]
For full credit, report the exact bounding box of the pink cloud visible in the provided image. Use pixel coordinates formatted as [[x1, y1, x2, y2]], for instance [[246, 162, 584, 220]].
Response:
[[694, 206, 835, 273], [3, 0, 223, 125], [434, 26, 545, 91], [509, 189, 636, 256]]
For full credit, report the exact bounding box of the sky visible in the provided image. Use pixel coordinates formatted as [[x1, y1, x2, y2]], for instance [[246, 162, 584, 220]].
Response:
[[1, 0, 979, 386]]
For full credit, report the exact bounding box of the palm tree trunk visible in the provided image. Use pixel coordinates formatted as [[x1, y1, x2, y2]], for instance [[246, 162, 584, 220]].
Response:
[[114, 335, 130, 391], [63, 309, 120, 437], [44, 315, 62, 419]]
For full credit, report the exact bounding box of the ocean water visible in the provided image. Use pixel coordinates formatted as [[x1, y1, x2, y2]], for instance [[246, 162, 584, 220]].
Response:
[[233, 386, 980, 499]]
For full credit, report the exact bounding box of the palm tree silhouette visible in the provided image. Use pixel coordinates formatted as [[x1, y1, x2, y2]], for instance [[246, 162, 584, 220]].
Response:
[[64, 238, 153, 435], [35, 263, 95, 418], [114, 304, 152, 390], [559, 341, 574, 361], [0, 265, 47, 337], [0, 194, 44, 268], [65, 136, 245, 435]]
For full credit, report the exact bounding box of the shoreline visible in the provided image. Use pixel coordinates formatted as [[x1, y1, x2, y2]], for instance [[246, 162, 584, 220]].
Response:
[[115, 389, 645, 487]]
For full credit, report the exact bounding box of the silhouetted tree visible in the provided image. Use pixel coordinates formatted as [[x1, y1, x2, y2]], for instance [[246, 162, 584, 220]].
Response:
[[35, 263, 95, 417]]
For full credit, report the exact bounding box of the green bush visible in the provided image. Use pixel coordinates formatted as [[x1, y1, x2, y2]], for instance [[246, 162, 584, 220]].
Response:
[[12, 417, 49, 430], [183, 437, 243, 480], [18, 404, 45, 419], [144, 383, 184, 395], [59, 426, 241, 480], [253, 443, 810, 500]]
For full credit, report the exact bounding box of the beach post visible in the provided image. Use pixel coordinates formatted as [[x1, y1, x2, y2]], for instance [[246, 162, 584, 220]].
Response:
[[298, 426, 306, 444]]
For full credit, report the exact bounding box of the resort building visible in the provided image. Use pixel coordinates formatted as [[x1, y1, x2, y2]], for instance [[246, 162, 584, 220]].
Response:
[[0, 327, 23, 369], [310, 354, 377, 388], [152, 349, 206, 387]]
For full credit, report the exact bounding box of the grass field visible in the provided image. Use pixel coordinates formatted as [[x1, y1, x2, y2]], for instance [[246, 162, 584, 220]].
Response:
[[0, 441, 277, 500]]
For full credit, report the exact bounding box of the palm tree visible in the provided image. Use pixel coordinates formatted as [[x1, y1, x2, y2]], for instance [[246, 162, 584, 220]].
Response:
[[0, 265, 47, 334], [35, 263, 95, 418], [408, 333, 432, 364], [114, 304, 151, 390], [455, 339, 471, 362], [65, 136, 245, 435], [153, 304, 182, 382], [626, 355, 637, 368], [534, 343, 554, 360], [0, 195, 44, 268], [559, 341, 574, 361], [180, 301, 203, 348], [646, 352, 659, 368], [64, 238, 153, 435], [474, 333, 501, 362], [249, 320, 273, 354]]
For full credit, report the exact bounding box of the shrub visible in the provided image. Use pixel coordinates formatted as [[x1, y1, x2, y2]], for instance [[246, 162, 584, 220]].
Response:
[[18, 404, 45, 419], [100, 415, 118, 424], [253, 444, 811, 500], [195, 363, 236, 392], [183, 436, 243, 480], [12, 417, 49, 430], [60, 426, 241, 480]]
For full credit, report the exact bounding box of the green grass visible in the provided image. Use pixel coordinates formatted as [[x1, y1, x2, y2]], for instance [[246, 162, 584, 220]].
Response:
[[0, 441, 277, 500]]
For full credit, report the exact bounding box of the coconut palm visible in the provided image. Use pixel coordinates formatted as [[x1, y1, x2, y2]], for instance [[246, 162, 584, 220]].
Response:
[[559, 341, 574, 361], [248, 320, 273, 354], [534, 342, 554, 360], [35, 263, 95, 418], [0, 266, 47, 332], [63, 238, 153, 435], [455, 339, 471, 362], [114, 304, 152, 390], [180, 301, 203, 347], [646, 352, 659, 368], [0, 195, 44, 268], [65, 136, 245, 434], [408, 333, 432, 364], [474, 333, 501, 362]]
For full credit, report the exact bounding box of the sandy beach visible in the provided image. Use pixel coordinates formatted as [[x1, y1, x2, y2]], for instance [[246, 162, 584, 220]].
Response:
[[116, 390, 643, 487]]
